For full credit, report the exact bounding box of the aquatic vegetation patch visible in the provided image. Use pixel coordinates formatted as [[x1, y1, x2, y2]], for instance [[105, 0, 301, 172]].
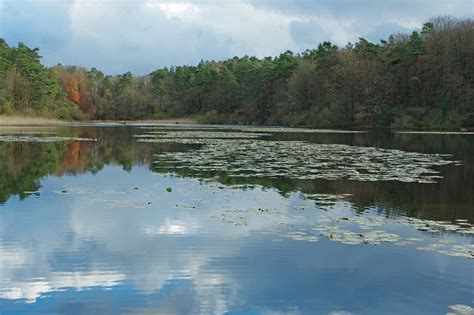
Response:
[[135, 131, 271, 140], [399, 217, 474, 235], [397, 131, 474, 135], [52, 186, 152, 209], [217, 207, 287, 226], [140, 125, 367, 134], [300, 212, 473, 258], [338, 214, 474, 239], [301, 193, 352, 209], [149, 137, 456, 183], [54, 187, 92, 195], [49, 177, 473, 260], [104, 199, 147, 209], [239, 127, 367, 134], [310, 222, 401, 245], [285, 231, 319, 242], [213, 202, 473, 259], [417, 243, 474, 259], [204, 187, 472, 259]]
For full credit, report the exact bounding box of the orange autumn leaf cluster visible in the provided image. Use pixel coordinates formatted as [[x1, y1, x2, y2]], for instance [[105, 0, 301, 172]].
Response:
[[52, 66, 91, 113]]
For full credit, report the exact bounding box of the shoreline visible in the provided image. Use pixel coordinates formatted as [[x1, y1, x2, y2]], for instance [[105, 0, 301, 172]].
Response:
[[0, 116, 70, 126], [0, 115, 199, 126], [0, 115, 472, 133], [86, 117, 199, 125]]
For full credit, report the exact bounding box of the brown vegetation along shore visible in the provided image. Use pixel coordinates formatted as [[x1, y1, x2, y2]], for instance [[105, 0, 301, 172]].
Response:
[[0, 115, 199, 126], [89, 117, 199, 125], [0, 115, 69, 126]]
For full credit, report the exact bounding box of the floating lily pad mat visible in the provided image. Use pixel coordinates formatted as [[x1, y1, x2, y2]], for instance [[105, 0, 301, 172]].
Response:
[[396, 131, 474, 135], [143, 134, 458, 183], [135, 131, 271, 139], [48, 180, 473, 259], [141, 125, 367, 133]]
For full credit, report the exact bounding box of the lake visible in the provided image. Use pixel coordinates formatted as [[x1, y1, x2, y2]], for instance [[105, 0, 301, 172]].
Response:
[[0, 124, 472, 315]]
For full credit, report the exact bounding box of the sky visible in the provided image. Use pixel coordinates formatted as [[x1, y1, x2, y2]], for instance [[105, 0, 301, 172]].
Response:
[[0, 0, 472, 75]]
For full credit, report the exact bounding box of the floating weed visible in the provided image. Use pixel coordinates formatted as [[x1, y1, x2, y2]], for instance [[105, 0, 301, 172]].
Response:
[[147, 137, 456, 183], [301, 193, 350, 209], [220, 213, 250, 226], [216, 207, 286, 227], [397, 131, 474, 135], [395, 241, 413, 246], [287, 231, 306, 235], [241, 127, 367, 134], [54, 187, 92, 195], [398, 217, 474, 235], [311, 224, 401, 245], [135, 131, 271, 139], [105, 200, 147, 209], [49, 169, 472, 260], [278, 205, 474, 258], [139, 125, 367, 134], [286, 234, 319, 242], [406, 237, 424, 242], [417, 243, 474, 259], [175, 203, 195, 209]]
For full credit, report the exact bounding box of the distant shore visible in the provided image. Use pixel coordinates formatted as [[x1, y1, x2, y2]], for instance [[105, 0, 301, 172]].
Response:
[[0, 115, 199, 126], [89, 117, 199, 125], [1, 115, 473, 133], [0, 115, 69, 126]]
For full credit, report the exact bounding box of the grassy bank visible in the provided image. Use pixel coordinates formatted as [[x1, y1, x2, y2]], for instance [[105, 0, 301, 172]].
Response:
[[0, 115, 71, 126], [0, 115, 199, 126]]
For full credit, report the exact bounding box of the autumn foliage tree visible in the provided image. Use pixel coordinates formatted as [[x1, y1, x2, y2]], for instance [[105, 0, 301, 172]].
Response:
[[0, 40, 82, 119], [52, 66, 92, 114], [0, 16, 472, 129]]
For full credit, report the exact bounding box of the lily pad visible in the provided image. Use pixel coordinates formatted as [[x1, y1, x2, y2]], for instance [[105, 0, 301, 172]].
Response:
[[145, 136, 456, 183]]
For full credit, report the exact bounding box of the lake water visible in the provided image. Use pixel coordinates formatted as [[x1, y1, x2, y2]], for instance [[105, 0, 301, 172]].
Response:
[[0, 124, 472, 315]]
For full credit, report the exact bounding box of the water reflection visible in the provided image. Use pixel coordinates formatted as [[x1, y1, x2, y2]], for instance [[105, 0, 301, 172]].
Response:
[[1, 126, 473, 221], [0, 125, 473, 314]]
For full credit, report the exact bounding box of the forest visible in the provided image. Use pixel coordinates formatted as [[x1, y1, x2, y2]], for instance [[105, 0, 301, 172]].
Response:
[[0, 16, 472, 129]]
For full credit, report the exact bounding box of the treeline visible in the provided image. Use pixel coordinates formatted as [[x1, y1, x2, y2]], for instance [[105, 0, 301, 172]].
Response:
[[1, 16, 473, 128], [0, 40, 84, 120]]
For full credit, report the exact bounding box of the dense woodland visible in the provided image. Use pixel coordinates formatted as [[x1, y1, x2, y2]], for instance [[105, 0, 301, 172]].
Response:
[[0, 16, 472, 129]]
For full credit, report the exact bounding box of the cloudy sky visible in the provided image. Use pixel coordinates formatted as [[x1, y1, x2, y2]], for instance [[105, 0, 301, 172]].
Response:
[[0, 0, 472, 74]]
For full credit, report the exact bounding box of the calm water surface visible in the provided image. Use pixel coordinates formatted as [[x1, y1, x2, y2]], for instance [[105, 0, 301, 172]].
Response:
[[0, 125, 472, 315]]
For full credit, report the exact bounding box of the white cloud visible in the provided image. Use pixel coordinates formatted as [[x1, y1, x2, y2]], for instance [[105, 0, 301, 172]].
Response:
[[0, 0, 472, 73], [191, 1, 295, 56], [0, 271, 126, 303], [153, 1, 201, 19]]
